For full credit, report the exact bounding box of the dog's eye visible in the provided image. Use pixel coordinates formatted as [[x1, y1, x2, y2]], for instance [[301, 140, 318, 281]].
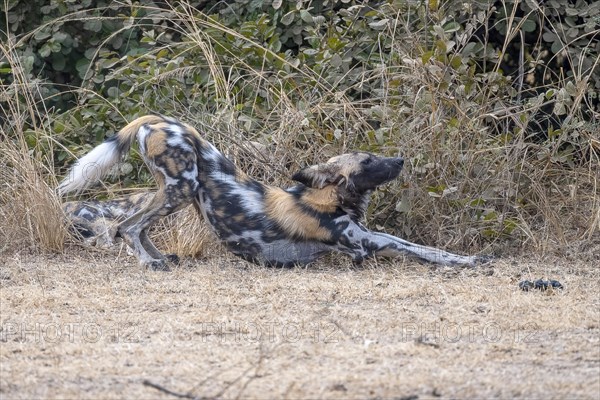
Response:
[[361, 158, 372, 165]]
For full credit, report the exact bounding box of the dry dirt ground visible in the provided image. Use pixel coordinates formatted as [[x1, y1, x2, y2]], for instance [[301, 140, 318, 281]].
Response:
[[1, 248, 598, 399]]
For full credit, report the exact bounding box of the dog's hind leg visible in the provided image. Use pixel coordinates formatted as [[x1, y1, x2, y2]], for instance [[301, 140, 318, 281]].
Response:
[[140, 229, 180, 265], [118, 184, 196, 270], [118, 192, 170, 270]]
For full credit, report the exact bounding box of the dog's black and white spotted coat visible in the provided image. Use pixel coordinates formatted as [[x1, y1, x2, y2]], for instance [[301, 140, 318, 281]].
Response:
[[59, 115, 489, 269]]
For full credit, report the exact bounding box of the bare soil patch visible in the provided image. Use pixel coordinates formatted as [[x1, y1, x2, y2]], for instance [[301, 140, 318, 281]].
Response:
[[1, 250, 599, 399]]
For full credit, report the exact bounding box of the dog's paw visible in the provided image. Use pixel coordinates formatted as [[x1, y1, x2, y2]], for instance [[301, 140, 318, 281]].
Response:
[[165, 254, 180, 265], [452, 255, 494, 268], [474, 255, 494, 265], [145, 259, 171, 272]]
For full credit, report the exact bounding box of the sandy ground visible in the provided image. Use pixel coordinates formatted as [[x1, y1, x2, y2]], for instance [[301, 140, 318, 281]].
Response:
[[0, 248, 598, 399]]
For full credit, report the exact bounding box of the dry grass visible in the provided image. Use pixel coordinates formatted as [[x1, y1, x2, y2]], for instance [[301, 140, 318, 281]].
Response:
[[1, 251, 598, 399], [151, 207, 213, 258], [0, 135, 67, 254], [0, 42, 68, 254]]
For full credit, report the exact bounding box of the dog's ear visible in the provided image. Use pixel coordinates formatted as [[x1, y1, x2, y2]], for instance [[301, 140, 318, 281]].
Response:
[[291, 163, 344, 189]]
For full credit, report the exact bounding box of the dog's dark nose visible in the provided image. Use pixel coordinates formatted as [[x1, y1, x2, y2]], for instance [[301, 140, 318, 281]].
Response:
[[395, 158, 404, 168]]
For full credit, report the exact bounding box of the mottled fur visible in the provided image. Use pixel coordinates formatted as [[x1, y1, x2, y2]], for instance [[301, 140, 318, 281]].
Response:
[[59, 115, 488, 269], [62, 192, 154, 248]]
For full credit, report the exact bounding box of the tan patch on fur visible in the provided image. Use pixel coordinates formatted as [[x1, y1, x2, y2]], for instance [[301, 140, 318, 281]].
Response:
[[233, 214, 246, 223], [182, 122, 201, 137], [300, 186, 339, 213], [163, 157, 182, 176], [205, 180, 222, 199], [148, 121, 172, 132], [119, 115, 168, 142], [152, 170, 166, 189], [297, 152, 368, 188], [264, 188, 332, 241], [145, 130, 168, 157], [214, 207, 226, 219], [325, 152, 368, 185]]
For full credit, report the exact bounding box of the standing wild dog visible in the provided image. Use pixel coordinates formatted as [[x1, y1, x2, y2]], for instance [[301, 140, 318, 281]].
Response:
[[59, 115, 488, 269]]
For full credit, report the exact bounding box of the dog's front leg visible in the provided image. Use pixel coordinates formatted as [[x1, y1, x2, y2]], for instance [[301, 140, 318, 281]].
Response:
[[351, 228, 487, 267]]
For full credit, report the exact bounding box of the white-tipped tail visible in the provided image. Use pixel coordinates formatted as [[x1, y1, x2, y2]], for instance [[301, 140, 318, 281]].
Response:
[[57, 140, 121, 196], [57, 115, 171, 196]]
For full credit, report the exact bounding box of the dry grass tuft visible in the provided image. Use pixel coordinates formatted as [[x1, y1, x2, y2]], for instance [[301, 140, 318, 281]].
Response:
[[0, 138, 67, 253], [151, 206, 214, 258], [0, 43, 67, 254]]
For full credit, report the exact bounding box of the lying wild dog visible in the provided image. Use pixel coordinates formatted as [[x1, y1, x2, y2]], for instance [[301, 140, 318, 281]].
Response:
[[59, 115, 488, 269]]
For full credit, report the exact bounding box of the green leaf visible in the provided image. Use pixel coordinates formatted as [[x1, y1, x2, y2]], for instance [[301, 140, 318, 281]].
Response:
[[450, 55, 462, 69], [53, 32, 69, 43], [330, 53, 342, 68], [25, 131, 37, 148], [51, 53, 66, 71], [98, 57, 120, 69], [565, 6, 579, 16], [53, 121, 65, 134], [157, 49, 169, 59], [421, 50, 433, 64], [327, 36, 344, 51], [432, 25, 445, 39], [281, 11, 295, 25], [462, 42, 483, 56], [551, 40, 563, 54], [300, 10, 313, 23], [83, 19, 102, 33], [49, 40, 61, 53], [521, 19, 536, 33], [483, 211, 498, 221], [470, 198, 485, 207], [21, 55, 34, 74], [443, 21, 461, 33], [368, 19, 389, 30], [107, 86, 119, 98], [76, 59, 91, 79], [435, 39, 447, 53], [34, 29, 52, 41], [111, 36, 123, 50]]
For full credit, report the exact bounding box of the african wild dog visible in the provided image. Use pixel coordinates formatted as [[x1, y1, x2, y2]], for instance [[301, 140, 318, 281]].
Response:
[[59, 115, 488, 269]]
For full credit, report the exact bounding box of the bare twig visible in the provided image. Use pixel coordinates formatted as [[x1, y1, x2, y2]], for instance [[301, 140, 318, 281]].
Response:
[[142, 380, 204, 399]]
